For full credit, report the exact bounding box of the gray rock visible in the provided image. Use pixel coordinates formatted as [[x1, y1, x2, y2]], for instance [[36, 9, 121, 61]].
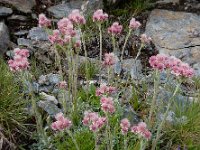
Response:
[[7, 15, 28, 21], [0, 6, 13, 17], [146, 9, 200, 74], [0, 22, 10, 54], [0, 0, 36, 13], [48, 74, 61, 85], [14, 30, 29, 36], [17, 38, 33, 47], [156, 0, 180, 5], [37, 100, 62, 116], [28, 27, 48, 41], [48, 0, 103, 19], [40, 92, 58, 105]]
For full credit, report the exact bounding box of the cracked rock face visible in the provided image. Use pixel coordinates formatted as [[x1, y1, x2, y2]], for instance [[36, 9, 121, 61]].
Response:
[[145, 9, 200, 75]]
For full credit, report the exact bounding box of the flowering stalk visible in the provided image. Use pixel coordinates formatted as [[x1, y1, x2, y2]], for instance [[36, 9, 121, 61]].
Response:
[[94, 132, 99, 150], [54, 45, 63, 77], [140, 139, 144, 150], [134, 43, 144, 62], [148, 69, 160, 127], [121, 29, 132, 61], [98, 24, 103, 62], [112, 35, 116, 54], [67, 130, 80, 150], [124, 134, 128, 150], [151, 83, 180, 150]]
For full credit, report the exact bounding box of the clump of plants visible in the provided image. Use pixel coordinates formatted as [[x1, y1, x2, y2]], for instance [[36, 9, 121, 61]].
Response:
[[5, 8, 198, 150]]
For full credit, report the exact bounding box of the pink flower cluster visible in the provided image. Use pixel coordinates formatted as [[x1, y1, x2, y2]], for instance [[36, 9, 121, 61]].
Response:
[[131, 122, 152, 140], [38, 14, 51, 28], [93, 9, 108, 22], [103, 53, 118, 66], [108, 22, 123, 35], [8, 48, 30, 72], [68, 9, 86, 25], [83, 111, 106, 132], [48, 30, 64, 45], [96, 83, 116, 96], [129, 18, 141, 30], [100, 97, 115, 114], [120, 118, 131, 135], [57, 17, 75, 36], [149, 54, 194, 78], [51, 113, 72, 131], [140, 34, 152, 44]]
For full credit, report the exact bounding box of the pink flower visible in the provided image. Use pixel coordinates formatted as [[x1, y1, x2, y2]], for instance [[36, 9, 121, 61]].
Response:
[[51, 113, 72, 131], [93, 9, 108, 22], [74, 40, 81, 48], [120, 118, 131, 134], [38, 13, 51, 27], [103, 53, 118, 66], [149, 54, 195, 78], [8, 48, 30, 72], [108, 22, 123, 35], [57, 18, 75, 36], [63, 35, 71, 44], [100, 97, 115, 114], [131, 122, 151, 140], [129, 18, 141, 30], [68, 9, 86, 25], [96, 83, 116, 96], [83, 111, 106, 132], [14, 48, 29, 57], [140, 34, 152, 44], [58, 81, 67, 89], [48, 30, 64, 45]]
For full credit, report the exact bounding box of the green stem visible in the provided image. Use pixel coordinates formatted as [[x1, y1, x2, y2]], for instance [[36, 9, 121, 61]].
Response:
[[124, 134, 128, 150], [112, 35, 116, 54], [54, 45, 63, 77], [94, 133, 99, 150], [98, 24, 103, 62], [151, 84, 180, 150], [67, 130, 80, 150], [134, 43, 143, 62], [148, 69, 159, 127], [140, 139, 144, 150], [121, 29, 132, 61]]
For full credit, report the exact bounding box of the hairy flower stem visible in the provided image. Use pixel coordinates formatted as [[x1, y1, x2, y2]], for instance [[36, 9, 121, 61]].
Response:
[[54, 46, 63, 77], [124, 134, 128, 150], [105, 114, 113, 150], [151, 84, 180, 150], [112, 35, 116, 54], [94, 133, 99, 150], [148, 69, 159, 127], [61, 90, 67, 115], [134, 43, 144, 62], [107, 67, 111, 84], [67, 130, 80, 150], [140, 139, 144, 150], [98, 24, 103, 81], [121, 29, 132, 61]]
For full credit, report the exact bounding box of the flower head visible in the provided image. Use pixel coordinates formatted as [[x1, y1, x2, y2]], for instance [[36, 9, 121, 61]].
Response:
[[96, 83, 116, 96], [120, 118, 131, 134], [108, 22, 123, 35], [93, 9, 108, 22], [103, 53, 118, 66], [57, 18, 75, 36], [129, 18, 141, 30], [48, 29, 64, 45], [140, 34, 152, 44], [38, 13, 51, 27], [51, 113, 72, 131], [82, 111, 106, 132], [131, 122, 151, 140], [68, 9, 86, 25], [58, 81, 67, 89], [100, 97, 115, 114]]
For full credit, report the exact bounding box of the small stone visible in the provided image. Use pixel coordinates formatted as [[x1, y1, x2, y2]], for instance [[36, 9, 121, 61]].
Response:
[[17, 38, 33, 48], [37, 100, 62, 117], [40, 92, 58, 105], [0, 6, 13, 17], [48, 74, 61, 85], [0, 22, 10, 55], [0, 0, 36, 13], [7, 15, 28, 21], [14, 30, 29, 36], [28, 27, 48, 41]]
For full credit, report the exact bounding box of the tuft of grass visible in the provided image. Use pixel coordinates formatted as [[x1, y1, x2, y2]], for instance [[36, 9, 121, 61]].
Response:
[[79, 60, 98, 80], [0, 57, 28, 148], [162, 97, 200, 149]]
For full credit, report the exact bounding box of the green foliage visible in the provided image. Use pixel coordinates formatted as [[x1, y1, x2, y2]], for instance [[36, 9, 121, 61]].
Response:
[[0, 57, 27, 145], [79, 60, 99, 80], [162, 98, 200, 149]]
